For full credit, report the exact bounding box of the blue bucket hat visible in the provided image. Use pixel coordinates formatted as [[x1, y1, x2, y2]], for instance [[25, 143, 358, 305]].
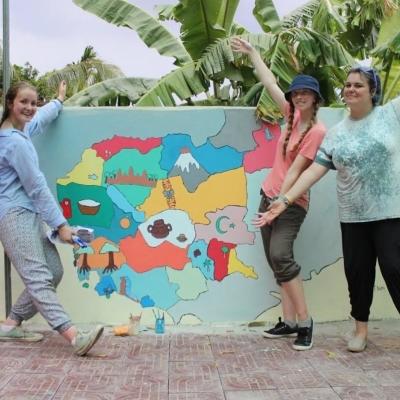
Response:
[[284, 74, 323, 102]]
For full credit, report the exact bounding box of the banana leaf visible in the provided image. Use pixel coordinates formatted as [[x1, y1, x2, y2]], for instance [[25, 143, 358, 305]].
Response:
[[136, 63, 209, 106], [253, 0, 282, 34], [73, 0, 191, 66], [64, 77, 156, 106], [174, 0, 240, 61]]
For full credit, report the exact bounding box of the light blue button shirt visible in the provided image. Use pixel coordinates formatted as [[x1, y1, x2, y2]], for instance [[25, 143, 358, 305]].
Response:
[[0, 100, 67, 229]]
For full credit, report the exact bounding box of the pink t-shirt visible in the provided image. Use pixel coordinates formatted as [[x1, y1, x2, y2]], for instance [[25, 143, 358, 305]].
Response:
[[262, 104, 326, 210]]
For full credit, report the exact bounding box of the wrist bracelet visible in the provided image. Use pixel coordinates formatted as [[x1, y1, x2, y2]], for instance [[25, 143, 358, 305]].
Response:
[[55, 98, 64, 104]]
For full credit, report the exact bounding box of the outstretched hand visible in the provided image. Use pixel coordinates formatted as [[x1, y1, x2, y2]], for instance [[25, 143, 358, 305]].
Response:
[[231, 37, 254, 55], [251, 200, 288, 227], [57, 80, 67, 102], [58, 225, 76, 245]]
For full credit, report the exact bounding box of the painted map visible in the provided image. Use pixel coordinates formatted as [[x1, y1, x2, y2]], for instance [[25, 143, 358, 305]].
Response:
[[56, 122, 282, 313]]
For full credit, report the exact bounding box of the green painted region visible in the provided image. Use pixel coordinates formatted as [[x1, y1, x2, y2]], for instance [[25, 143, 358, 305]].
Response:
[[103, 147, 167, 184], [114, 184, 152, 208], [57, 183, 114, 227]]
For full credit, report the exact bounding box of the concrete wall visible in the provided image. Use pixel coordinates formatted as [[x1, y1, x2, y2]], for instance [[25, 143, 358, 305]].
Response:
[[1, 107, 398, 327]]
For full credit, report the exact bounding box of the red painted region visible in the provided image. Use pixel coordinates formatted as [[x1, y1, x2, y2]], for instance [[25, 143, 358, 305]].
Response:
[[207, 238, 236, 282], [120, 231, 189, 273], [244, 122, 281, 173], [92, 135, 162, 160]]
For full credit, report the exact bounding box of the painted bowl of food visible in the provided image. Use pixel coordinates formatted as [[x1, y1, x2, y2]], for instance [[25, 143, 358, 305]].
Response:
[[78, 199, 100, 215]]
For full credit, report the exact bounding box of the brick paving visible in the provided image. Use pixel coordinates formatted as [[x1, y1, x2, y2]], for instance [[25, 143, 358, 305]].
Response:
[[0, 320, 399, 399]]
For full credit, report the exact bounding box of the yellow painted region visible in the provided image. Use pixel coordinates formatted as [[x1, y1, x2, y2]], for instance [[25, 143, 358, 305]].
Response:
[[57, 149, 104, 186], [139, 168, 247, 223], [228, 249, 258, 279]]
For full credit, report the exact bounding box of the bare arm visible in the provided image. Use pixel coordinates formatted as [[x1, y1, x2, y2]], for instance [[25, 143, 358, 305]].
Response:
[[280, 154, 313, 195], [253, 162, 329, 227], [231, 37, 286, 114]]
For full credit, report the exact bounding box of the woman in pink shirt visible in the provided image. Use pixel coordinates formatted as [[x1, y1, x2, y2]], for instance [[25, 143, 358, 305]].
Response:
[[232, 38, 326, 350]]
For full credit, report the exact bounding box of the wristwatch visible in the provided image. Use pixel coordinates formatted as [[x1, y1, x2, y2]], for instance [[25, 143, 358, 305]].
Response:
[[277, 194, 292, 207]]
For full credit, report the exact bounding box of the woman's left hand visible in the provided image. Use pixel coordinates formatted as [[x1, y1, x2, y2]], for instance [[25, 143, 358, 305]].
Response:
[[57, 80, 67, 102]]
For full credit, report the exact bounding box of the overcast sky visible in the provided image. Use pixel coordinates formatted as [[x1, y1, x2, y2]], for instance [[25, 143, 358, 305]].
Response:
[[5, 0, 307, 79]]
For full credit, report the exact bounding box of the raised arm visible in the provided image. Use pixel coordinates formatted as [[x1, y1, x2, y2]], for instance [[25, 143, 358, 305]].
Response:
[[25, 81, 67, 138], [231, 37, 286, 114]]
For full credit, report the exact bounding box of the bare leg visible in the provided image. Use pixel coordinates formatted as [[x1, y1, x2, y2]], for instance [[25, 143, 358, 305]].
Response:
[[61, 326, 78, 343], [281, 276, 309, 321], [280, 286, 297, 321], [354, 320, 368, 339]]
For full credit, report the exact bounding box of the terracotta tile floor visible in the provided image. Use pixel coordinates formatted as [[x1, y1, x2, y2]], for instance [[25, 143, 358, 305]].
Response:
[[0, 320, 399, 399]]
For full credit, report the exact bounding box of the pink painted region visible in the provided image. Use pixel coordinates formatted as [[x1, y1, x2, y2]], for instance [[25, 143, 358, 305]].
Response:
[[92, 135, 162, 160], [207, 239, 236, 282], [244, 122, 281, 173], [195, 206, 254, 245], [120, 231, 189, 273]]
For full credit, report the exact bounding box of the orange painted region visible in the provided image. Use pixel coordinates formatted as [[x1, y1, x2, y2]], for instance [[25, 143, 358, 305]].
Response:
[[76, 237, 126, 269], [92, 135, 162, 160], [120, 231, 189, 273], [243, 122, 281, 173]]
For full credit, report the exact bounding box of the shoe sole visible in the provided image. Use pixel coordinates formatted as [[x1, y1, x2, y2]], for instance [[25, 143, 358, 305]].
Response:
[[347, 343, 367, 352], [292, 342, 313, 351], [75, 325, 104, 356], [262, 332, 297, 339], [0, 333, 44, 342]]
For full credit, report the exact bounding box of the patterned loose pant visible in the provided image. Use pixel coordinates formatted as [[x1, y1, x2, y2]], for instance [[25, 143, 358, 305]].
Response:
[[0, 208, 72, 332]]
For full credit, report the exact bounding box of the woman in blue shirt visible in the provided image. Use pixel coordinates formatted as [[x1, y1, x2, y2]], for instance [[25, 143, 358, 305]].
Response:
[[0, 81, 103, 356]]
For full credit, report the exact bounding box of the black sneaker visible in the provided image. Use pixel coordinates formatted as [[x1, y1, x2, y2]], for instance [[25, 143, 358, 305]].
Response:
[[263, 317, 298, 338], [292, 319, 313, 351]]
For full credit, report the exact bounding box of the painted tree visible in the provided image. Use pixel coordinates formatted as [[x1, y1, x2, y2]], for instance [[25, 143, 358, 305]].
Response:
[[100, 242, 120, 273]]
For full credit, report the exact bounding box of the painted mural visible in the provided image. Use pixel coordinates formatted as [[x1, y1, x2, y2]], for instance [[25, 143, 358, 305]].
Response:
[[32, 107, 346, 323]]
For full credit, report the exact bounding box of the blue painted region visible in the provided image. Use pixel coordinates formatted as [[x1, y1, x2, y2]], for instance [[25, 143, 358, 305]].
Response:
[[160, 134, 243, 174], [107, 186, 145, 222], [140, 295, 155, 307], [91, 204, 139, 243], [113, 265, 180, 309], [95, 275, 117, 299], [265, 127, 273, 141], [188, 240, 215, 280]]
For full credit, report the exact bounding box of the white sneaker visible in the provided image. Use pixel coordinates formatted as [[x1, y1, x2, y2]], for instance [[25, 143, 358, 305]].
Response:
[[73, 325, 104, 356]]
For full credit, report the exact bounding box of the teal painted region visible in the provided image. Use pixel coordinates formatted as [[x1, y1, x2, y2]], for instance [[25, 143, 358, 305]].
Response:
[[57, 183, 114, 228], [189, 240, 215, 280], [113, 265, 180, 310], [114, 185, 152, 208], [103, 147, 167, 183], [91, 205, 139, 243]]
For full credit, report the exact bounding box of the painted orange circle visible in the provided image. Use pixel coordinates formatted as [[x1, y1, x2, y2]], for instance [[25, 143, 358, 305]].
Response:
[[120, 218, 131, 229]]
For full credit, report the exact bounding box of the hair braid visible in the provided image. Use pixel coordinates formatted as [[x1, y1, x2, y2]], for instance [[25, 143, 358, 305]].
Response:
[[283, 102, 295, 157]]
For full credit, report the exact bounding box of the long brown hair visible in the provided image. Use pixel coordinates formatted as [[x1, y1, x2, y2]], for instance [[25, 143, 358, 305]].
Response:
[[282, 98, 320, 157], [0, 82, 37, 128]]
